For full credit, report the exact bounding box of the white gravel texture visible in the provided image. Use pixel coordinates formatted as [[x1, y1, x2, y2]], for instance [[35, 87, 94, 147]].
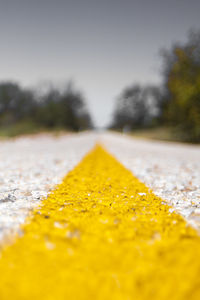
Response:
[[0, 131, 200, 244], [102, 132, 200, 230], [0, 133, 97, 243]]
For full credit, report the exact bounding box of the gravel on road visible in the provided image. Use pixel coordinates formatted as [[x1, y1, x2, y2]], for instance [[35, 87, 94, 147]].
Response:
[[0, 131, 200, 243], [0, 133, 97, 243], [102, 132, 200, 229]]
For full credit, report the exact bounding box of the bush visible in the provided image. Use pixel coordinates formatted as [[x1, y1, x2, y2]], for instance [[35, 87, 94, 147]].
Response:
[[161, 30, 200, 142], [0, 81, 93, 134]]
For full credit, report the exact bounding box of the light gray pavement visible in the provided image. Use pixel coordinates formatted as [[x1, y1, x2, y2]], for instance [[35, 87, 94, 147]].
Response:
[[0, 131, 200, 244], [102, 132, 200, 230], [0, 133, 97, 243]]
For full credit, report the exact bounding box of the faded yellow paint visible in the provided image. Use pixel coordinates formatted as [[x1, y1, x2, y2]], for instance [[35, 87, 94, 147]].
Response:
[[0, 145, 200, 299]]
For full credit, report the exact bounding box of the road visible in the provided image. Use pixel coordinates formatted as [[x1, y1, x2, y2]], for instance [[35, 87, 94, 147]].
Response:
[[102, 132, 200, 228], [0, 132, 200, 299]]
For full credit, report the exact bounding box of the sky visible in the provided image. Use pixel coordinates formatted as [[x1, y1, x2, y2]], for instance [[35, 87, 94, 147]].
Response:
[[0, 0, 200, 127]]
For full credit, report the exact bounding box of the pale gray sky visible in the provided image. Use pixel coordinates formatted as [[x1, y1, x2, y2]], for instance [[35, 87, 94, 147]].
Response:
[[0, 0, 200, 126]]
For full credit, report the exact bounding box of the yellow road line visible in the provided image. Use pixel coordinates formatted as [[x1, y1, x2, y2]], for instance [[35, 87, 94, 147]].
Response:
[[0, 145, 200, 299]]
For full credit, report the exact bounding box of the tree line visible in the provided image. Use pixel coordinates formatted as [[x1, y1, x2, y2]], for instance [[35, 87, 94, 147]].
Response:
[[1, 29, 200, 142], [0, 82, 93, 133], [110, 30, 200, 143]]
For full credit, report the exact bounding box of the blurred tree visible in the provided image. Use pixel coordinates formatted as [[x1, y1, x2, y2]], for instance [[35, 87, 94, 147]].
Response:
[[0, 81, 93, 133], [0, 82, 36, 125], [36, 88, 62, 128], [59, 85, 88, 130], [110, 84, 162, 131], [37, 84, 93, 131], [142, 85, 163, 125], [161, 30, 200, 142]]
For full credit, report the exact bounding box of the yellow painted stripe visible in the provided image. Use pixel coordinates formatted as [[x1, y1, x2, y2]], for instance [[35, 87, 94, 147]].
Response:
[[0, 145, 200, 299]]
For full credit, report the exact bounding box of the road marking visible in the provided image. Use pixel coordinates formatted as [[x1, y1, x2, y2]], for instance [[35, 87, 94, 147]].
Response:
[[0, 145, 200, 299]]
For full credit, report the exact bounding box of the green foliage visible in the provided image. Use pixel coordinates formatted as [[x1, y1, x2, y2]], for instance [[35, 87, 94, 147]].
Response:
[[0, 81, 93, 134], [111, 30, 200, 143], [161, 30, 200, 142]]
